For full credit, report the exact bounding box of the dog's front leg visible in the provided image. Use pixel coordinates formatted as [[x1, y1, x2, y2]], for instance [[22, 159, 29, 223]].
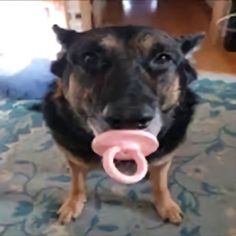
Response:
[[58, 156, 87, 224], [149, 158, 183, 224]]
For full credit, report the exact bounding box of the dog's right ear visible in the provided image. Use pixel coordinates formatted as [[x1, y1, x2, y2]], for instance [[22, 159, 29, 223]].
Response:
[[53, 24, 77, 49]]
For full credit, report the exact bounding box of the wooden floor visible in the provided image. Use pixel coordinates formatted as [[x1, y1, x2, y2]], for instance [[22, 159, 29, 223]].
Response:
[[95, 0, 236, 75]]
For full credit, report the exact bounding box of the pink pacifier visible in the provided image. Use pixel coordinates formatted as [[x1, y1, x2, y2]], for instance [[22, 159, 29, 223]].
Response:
[[92, 130, 159, 184]]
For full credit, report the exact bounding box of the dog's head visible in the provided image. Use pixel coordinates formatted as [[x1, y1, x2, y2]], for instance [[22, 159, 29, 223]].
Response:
[[51, 25, 204, 136]]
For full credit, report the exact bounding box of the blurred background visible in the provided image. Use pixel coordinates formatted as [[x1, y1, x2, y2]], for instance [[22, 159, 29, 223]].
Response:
[[0, 0, 235, 99]]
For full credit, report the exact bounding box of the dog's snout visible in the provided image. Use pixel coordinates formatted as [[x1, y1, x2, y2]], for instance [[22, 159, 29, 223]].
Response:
[[103, 103, 155, 129]]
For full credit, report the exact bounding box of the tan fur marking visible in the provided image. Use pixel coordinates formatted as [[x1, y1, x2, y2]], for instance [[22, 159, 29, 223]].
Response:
[[160, 77, 180, 111], [141, 33, 155, 51], [65, 73, 95, 113], [53, 79, 63, 99], [58, 145, 88, 169], [100, 34, 120, 49], [64, 73, 91, 114], [150, 151, 175, 167], [58, 145, 101, 171], [65, 74, 79, 105], [150, 158, 183, 224], [57, 146, 87, 224], [135, 32, 156, 56]]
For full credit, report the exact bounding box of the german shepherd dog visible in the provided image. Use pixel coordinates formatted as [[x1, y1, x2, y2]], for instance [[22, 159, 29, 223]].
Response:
[[42, 25, 204, 224]]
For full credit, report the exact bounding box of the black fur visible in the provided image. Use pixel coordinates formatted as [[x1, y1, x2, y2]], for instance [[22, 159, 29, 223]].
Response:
[[43, 86, 96, 162]]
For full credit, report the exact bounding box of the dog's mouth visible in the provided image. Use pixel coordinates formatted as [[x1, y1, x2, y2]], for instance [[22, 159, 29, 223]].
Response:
[[87, 111, 162, 137], [87, 113, 162, 175], [87, 116, 110, 136]]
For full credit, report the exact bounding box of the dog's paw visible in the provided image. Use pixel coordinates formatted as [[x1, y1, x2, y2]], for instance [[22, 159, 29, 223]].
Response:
[[58, 193, 87, 224], [155, 198, 183, 224]]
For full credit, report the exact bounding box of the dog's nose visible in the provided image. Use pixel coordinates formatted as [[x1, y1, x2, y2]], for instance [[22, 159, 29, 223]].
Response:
[[103, 104, 155, 129]]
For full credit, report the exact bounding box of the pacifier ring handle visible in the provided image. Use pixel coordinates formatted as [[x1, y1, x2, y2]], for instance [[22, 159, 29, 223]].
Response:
[[102, 146, 148, 184]]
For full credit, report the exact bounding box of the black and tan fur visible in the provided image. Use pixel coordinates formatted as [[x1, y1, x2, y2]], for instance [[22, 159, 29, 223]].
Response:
[[42, 25, 204, 224]]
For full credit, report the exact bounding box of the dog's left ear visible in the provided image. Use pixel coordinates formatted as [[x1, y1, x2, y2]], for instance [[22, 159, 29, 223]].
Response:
[[177, 33, 204, 86], [53, 24, 77, 49], [177, 33, 205, 58]]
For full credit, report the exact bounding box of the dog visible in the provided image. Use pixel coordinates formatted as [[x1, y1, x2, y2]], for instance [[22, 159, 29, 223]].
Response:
[[42, 24, 204, 225]]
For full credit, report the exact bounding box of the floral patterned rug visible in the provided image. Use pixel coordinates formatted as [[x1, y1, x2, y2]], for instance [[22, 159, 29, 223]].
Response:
[[0, 74, 236, 236]]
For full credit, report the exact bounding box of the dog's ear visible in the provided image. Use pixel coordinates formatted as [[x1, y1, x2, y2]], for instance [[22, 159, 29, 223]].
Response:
[[177, 33, 205, 59], [53, 24, 77, 49]]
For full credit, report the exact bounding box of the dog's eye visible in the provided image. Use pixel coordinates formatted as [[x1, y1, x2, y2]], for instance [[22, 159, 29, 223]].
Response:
[[149, 53, 173, 71], [84, 53, 98, 64], [81, 52, 109, 73], [153, 53, 172, 64], [83, 52, 99, 66]]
